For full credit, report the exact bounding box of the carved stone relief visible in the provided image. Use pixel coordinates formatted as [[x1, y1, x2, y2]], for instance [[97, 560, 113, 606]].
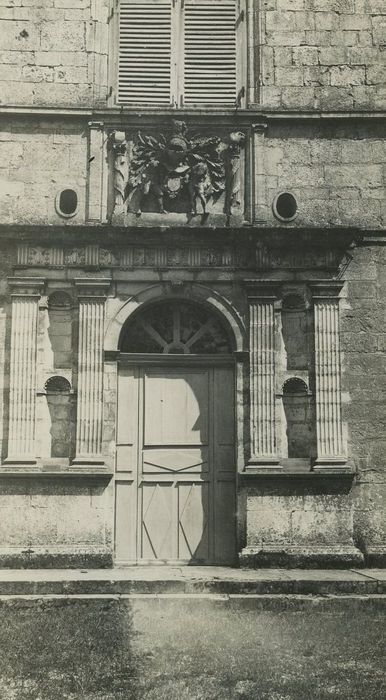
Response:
[[108, 120, 246, 226], [16, 244, 343, 271]]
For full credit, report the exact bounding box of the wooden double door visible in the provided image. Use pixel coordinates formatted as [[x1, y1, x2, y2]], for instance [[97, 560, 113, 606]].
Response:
[[115, 362, 236, 565]]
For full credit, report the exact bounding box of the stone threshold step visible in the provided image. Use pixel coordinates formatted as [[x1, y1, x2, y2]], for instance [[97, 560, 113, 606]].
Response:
[[0, 567, 384, 595]]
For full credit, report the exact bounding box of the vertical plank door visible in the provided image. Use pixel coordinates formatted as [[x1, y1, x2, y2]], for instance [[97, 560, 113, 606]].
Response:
[[115, 365, 236, 564]]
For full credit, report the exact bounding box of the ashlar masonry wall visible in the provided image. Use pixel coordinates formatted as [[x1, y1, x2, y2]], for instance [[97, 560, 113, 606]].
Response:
[[1, 0, 385, 110], [1, 116, 386, 229], [0, 117, 87, 225], [262, 0, 386, 110], [342, 242, 386, 564], [264, 121, 386, 229], [0, 0, 109, 107]]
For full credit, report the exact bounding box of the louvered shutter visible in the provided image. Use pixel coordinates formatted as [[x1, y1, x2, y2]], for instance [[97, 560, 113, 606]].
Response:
[[183, 0, 238, 106], [118, 0, 173, 104]]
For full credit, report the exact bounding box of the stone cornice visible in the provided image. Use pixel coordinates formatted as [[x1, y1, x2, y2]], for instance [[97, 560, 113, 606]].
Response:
[[0, 106, 386, 123], [0, 224, 373, 246]]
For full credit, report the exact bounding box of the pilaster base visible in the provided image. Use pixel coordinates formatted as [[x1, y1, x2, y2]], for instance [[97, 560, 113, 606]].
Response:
[[312, 459, 352, 474], [4, 456, 37, 465], [239, 544, 364, 569], [72, 457, 105, 466], [363, 545, 386, 568], [247, 457, 282, 473]]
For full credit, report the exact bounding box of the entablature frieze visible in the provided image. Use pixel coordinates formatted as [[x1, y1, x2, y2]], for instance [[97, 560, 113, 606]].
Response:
[[11, 231, 361, 275]]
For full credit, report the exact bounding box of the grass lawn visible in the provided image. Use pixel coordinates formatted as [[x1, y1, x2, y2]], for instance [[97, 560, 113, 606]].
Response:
[[0, 597, 384, 699]]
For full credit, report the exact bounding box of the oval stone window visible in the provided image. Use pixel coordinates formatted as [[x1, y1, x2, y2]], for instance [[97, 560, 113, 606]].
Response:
[[56, 189, 78, 218], [273, 192, 298, 222]]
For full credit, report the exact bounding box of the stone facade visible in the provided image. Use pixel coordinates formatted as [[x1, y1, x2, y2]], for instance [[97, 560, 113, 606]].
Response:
[[0, 0, 385, 568]]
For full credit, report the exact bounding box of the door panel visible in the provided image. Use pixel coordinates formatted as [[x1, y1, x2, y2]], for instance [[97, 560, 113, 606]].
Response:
[[141, 482, 175, 560], [115, 363, 236, 565], [214, 367, 235, 446], [178, 482, 209, 561], [115, 480, 136, 563], [214, 481, 236, 564], [116, 367, 139, 473], [144, 370, 209, 445], [143, 447, 209, 474], [213, 367, 237, 562]]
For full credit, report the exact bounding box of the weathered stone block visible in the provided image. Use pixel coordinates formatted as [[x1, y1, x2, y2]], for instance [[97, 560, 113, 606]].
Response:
[[266, 10, 298, 32], [266, 31, 306, 46], [325, 164, 383, 188], [22, 64, 54, 82], [305, 30, 331, 45], [366, 64, 386, 85], [318, 47, 349, 65], [304, 66, 330, 86], [281, 86, 315, 108], [314, 11, 336, 30], [54, 65, 88, 83], [273, 47, 293, 66], [40, 21, 86, 52], [275, 66, 304, 86], [340, 13, 371, 30], [0, 20, 39, 50], [330, 65, 366, 86], [292, 46, 319, 65]]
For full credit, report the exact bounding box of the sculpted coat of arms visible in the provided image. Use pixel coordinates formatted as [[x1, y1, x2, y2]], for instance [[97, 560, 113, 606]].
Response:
[[110, 120, 245, 225]]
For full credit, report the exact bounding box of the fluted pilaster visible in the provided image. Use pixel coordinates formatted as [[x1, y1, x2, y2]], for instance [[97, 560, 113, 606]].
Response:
[[6, 278, 45, 463], [87, 121, 106, 223], [246, 282, 280, 469], [311, 282, 347, 468], [252, 122, 268, 224], [74, 279, 110, 464]]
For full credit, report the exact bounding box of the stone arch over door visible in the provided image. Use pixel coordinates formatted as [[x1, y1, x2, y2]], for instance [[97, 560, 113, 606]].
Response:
[[110, 289, 245, 566], [105, 283, 246, 354]]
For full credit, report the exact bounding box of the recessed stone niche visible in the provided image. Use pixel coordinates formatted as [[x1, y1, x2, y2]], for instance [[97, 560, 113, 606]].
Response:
[[282, 378, 314, 460], [279, 293, 316, 462], [47, 292, 73, 371], [44, 376, 72, 460]]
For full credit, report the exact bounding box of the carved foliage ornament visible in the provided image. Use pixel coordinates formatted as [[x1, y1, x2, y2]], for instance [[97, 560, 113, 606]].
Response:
[[110, 121, 245, 224]]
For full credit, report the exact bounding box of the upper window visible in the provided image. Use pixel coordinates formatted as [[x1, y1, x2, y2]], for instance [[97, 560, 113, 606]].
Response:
[[118, 0, 245, 107]]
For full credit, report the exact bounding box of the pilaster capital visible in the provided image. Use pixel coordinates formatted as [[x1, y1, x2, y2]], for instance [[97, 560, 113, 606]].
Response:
[[74, 278, 111, 301], [252, 122, 268, 136], [88, 120, 104, 130], [8, 277, 45, 297], [109, 130, 128, 156], [309, 281, 344, 301], [244, 280, 281, 301]]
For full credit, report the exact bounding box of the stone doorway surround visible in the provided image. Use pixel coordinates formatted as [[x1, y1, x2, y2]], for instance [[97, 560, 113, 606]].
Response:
[[108, 291, 246, 566], [0, 227, 374, 569]]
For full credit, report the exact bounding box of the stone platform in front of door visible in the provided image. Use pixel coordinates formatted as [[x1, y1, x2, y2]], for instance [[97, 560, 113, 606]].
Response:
[[0, 567, 384, 596]]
